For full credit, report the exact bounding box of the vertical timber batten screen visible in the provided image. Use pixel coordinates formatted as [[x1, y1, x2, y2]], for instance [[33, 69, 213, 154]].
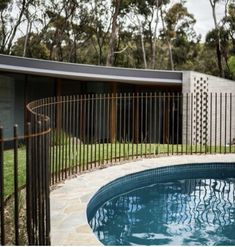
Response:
[[1, 92, 235, 245]]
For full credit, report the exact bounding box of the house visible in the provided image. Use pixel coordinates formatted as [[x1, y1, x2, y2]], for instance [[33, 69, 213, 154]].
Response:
[[0, 54, 235, 145]]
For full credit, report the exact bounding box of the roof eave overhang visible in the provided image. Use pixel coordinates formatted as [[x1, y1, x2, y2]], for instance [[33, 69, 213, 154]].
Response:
[[0, 65, 182, 86]]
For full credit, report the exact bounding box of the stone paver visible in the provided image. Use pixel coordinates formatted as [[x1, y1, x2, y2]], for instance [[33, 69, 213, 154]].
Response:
[[51, 154, 235, 245]]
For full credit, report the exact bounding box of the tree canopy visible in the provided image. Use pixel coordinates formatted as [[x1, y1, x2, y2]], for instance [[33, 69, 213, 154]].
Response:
[[1, 0, 235, 79]]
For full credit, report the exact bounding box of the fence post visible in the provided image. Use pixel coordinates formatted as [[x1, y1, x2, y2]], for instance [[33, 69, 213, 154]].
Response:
[[0, 127, 5, 245], [13, 125, 19, 245], [26, 122, 33, 245]]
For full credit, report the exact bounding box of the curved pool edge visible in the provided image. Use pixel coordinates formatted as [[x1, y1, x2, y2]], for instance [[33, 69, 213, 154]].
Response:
[[50, 154, 235, 246]]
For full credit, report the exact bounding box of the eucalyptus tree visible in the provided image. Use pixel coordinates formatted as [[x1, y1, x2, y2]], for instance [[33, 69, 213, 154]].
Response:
[[134, 0, 169, 68], [89, 0, 112, 65], [106, 0, 131, 66], [160, 2, 196, 70], [208, 0, 225, 77], [0, 0, 36, 54], [38, 0, 93, 62], [224, 2, 235, 53]]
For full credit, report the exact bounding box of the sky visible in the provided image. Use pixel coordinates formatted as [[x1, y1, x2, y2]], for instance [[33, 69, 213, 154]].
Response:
[[185, 0, 226, 40]]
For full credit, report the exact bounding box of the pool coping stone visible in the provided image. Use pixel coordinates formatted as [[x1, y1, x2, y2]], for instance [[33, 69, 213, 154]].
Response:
[[50, 154, 235, 245]]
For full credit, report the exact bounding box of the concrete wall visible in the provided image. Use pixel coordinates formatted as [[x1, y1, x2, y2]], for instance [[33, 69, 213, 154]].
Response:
[[182, 71, 235, 146]]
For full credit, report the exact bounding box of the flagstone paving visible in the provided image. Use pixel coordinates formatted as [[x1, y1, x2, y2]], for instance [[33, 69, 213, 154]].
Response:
[[50, 154, 235, 245]]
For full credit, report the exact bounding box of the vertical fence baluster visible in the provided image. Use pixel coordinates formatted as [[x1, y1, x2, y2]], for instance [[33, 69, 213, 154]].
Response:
[[94, 95, 98, 167], [127, 93, 130, 160], [71, 95, 77, 174], [83, 95, 87, 170], [13, 125, 19, 245], [90, 95, 94, 168], [80, 95, 83, 171], [68, 96, 72, 175], [76, 95, 80, 173], [158, 93, 161, 155], [132, 93, 135, 159], [61, 96, 65, 178], [154, 93, 157, 156], [177, 93, 180, 155], [190, 93, 193, 154], [210, 93, 212, 154], [220, 93, 222, 154], [0, 127, 5, 245], [186, 93, 189, 154], [171, 94, 174, 155], [149, 93, 152, 156], [225, 93, 227, 154], [145, 93, 147, 157], [107, 94, 110, 163], [215, 93, 217, 153], [123, 93, 126, 160], [102, 94, 105, 165], [180, 94, 183, 155], [167, 93, 170, 156], [163, 93, 166, 153], [45, 119, 51, 245], [136, 93, 139, 158], [98, 94, 101, 166], [38, 121, 44, 244], [87, 95, 90, 170], [141, 93, 143, 157], [195, 93, 198, 154], [26, 123, 33, 244], [200, 93, 203, 154], [119, 94, 122, 161], [42, 119, 46, 245], [230, 94, 232, 153], [115, 93, 118, 163], [110, 94, 114, 164], [55, 97, 58, 183]]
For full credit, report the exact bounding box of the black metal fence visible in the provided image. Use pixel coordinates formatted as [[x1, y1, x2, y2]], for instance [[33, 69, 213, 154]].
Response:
[[28, 92, 235, 185], [0, 92, 235, 245], [0, 106, 50, 245]]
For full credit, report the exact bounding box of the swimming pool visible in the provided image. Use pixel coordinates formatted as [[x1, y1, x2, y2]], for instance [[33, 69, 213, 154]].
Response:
[[87, 163, 235, 245]]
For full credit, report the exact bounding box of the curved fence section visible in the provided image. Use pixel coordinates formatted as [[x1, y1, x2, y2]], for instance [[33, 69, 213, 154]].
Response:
[[28, 92, 235, 185], [0, 103, 50, 245], [1, 92, 235, 246]]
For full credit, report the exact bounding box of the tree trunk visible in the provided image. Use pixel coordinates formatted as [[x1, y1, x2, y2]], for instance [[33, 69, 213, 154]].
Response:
[[167, 40, 174, 70], [209, 0, 224, 77], [6, 0, 27, 54], [106, 0, 120, 66], [23, 19, 32, 57], [160, 8, 174, 70], [139, 20, 147, 69], [152, 0, 160, 69]]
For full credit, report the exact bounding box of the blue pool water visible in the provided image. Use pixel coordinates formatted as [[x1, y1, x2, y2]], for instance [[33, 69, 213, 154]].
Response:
[[88, 163, 235, 245]]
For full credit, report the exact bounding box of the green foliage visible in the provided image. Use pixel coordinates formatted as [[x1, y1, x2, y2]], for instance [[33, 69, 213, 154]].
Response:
[[11, 33, 49, 59], [0, 0, 10, 10], [228, 56, 235, 78], [1, 0, 235, 78]]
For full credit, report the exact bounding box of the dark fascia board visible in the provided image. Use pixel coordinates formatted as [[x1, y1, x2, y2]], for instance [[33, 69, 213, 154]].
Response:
[[0, 54, 183, 85]]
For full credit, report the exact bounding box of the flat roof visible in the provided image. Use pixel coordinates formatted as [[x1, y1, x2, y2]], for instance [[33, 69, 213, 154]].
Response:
[[0, 54, 183, 85]]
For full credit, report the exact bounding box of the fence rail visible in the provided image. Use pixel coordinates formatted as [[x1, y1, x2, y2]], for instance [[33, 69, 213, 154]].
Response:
[[0, 92, 235, 245]]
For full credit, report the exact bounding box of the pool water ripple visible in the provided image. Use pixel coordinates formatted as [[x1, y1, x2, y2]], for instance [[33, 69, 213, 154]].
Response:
[[89, 166, 235, 245]]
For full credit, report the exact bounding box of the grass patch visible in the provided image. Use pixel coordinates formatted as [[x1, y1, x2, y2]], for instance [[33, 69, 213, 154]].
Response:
[[3, 147, 26, 199], [3, 143, 235, 198]]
